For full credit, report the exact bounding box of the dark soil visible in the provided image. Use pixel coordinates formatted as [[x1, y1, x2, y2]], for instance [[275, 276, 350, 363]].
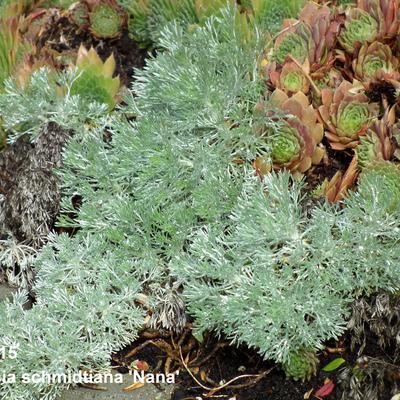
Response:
[[305, 141, 354, 193], [37, 13, 147, 86], [110, 331, 371, 400], [112, 325, 400, 400]]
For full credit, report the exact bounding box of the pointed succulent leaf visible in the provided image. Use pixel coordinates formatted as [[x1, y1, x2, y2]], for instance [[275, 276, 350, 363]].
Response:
[[321, 156, 359, 202]]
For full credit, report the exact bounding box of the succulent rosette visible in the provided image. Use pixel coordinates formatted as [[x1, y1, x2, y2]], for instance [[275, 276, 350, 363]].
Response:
[[272, 3, 339, 71], [299, 2, 340, 68], [357, 0, 400, 40], [70, 45, 121, 109], [282, 349, 319, 381], [338, 8, 378, 54], [85, 0, 127, 39], [356, 107, 398, 168], [272, 21, 314, 65], [68, 1, 90, 29], [254, 89, 325, 175], [352, 42, 400, 82], [268, 60, 311, 95], [318, 81, 379, 150]]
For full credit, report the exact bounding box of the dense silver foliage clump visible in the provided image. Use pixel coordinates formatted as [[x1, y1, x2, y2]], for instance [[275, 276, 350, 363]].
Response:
[[171, 171, 400, 362], [0, 5, 398, 399], [0, 9, 264, 399]]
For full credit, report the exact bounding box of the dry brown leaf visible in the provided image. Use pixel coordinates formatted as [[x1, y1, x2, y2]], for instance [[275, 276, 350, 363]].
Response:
[[200, 370, 207, 382], [304, 388, 314, 399]]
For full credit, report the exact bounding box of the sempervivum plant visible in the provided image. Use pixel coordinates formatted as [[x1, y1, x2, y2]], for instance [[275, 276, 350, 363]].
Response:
[[352, 42, 400, 82], [282, 349, 319, 381], [70, 45, 121, 109], [253, 89, 325, 175], [271, 2, 338, 71], [298, 2, 339, 69], [338, 8, 378, 53], [86, 0, 127, 39], [357, 0, 400, 40], [268, 60, 311, 95], [272, 21, 314, 65], [318, 80, 379, 150], [68, 1, 90, 28], [356, 107, 398, 168], [264, 0, 400, 203]]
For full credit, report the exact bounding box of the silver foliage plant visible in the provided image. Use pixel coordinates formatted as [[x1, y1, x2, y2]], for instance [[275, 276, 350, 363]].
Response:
[[0, 68, 109, 144], [0, 8, 267, 399], [171, 171, 400, 363], [0, 233, 146, 400], [0, 5, 398, 400]]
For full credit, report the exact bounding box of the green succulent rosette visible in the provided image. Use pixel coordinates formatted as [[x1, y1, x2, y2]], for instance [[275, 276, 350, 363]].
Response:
[[71, 46, 121, 110], [356, 108, 397, 169], [336, 103, 369, 136], [357, 134, 381, 168], [269, 60, 311, 95], [319, 81, 379, 150], [273, 22, 314, 64], [352, 42, 399, 81], [270, 124, 302, 164], [253, 90, 324, 175], [338, 8, 378, 53], [282, 349, 319, 381], [89, 0, 127, 39], [69, 2, 90, 28], [280, 70, 304, 93]]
